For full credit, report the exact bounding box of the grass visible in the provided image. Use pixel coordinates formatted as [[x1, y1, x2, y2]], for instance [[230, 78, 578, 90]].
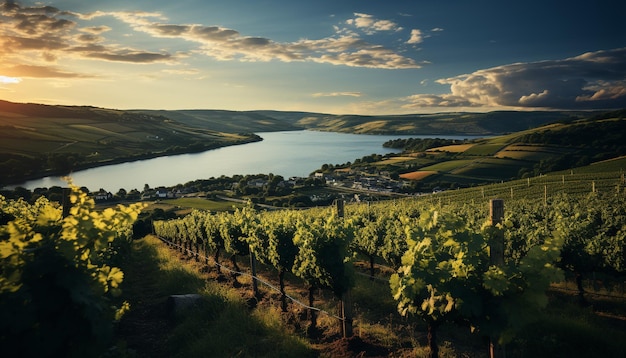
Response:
[[426, 144, 475, 153], [420, 159, 476, 172], [116, 235, 314, 358], [115, 234, 626, 358], [160, 197, 243, 211], [373, 156, 417, 165], [399, 171, 437, 180], [463, 143, 506, 156]]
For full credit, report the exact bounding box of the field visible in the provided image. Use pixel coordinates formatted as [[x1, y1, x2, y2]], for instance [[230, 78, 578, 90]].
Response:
[[426, 143, 475, 153], [147, 197, 245, 213], [399, 170, 437, 180]]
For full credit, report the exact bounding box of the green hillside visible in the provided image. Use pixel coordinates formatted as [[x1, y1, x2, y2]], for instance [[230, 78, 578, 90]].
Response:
[[370, 111, 626, 190], [289, 110, 594, 135], [1, 98, 622, 189], [133, 109, 302, 133], [0, 100, 260, 186]]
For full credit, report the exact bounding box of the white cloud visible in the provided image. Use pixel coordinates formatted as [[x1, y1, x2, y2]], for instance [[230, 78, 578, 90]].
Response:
[[312, 92, 362, 98], [346, 13, 403, 34], [407, 29, 422, 44], [0, 3, 423, 73], [428, 47, 626, 110]]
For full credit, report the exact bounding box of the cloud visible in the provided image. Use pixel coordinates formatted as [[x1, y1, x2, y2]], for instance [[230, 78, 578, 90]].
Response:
[[312, 92, 362, 98], [122, 13, 420, 68], [0, 2, 423, 71], [401, 94, 479, 109], [80, 25, 111, 34], [413, 48, 626, 110], [3, 64, 93, 78], [346, 13, 403, 34], [407, 29, 422, 44], [0, 2, 178, 67]]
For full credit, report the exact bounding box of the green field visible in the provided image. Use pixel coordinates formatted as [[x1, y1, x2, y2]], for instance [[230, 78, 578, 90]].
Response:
[[159, 197, 244, 211], [419, 159, 476, 172]]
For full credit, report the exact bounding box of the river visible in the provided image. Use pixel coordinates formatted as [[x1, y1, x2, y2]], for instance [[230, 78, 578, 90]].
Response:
[[12, 130, 481, 191]]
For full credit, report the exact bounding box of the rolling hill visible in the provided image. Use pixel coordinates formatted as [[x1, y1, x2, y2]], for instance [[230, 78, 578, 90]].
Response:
[[0, 98, 620, 187], [375, 110, 626, 189]]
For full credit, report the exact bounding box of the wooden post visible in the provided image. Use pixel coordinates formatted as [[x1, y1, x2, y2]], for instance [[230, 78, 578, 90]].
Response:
[[544, 185, 547, 206], [250, 250, 259, 300], [592, 181, 596, 193], [489, 199, 505, 267], [336, 199, 353, 338], [341, 291, 353, 338], [62, 187, 71, 218], [336, 198, 344, 218], [489, 198, 505, 357]]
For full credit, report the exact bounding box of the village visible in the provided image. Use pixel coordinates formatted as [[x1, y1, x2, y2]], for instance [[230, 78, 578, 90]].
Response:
[[89, 162, 416, 208]]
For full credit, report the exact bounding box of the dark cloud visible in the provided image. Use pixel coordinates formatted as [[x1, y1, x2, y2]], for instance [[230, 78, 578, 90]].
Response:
[[240, 37, 271, 47], [189, 25, 239, 40], [84, 51, 173, 63]]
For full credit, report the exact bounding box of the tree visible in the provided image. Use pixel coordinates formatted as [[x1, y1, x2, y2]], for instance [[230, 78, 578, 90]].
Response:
[[116, 188, 127, 200]]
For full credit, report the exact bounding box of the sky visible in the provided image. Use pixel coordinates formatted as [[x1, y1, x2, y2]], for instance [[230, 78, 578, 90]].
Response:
[[1, 0, 625, 115]]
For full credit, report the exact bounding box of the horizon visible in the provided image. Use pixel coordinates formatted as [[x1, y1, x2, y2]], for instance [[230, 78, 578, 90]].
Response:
[[1, 1, 625, 115]]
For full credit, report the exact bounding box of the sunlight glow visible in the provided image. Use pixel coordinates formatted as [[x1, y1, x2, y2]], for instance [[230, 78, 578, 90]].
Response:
[[0, 76, 21, 84]]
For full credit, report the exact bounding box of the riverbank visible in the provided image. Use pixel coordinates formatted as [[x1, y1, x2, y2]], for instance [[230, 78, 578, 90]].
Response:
[[3, 134, 263, 189]]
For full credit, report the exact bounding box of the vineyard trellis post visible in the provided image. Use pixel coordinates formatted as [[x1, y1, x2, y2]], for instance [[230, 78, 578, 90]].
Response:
[[250, 250, 259, 300], [336, 199, 354, 338], [489, 198, 505, 358], [62, 187, 71, 218], [489, 199, 505, 267]]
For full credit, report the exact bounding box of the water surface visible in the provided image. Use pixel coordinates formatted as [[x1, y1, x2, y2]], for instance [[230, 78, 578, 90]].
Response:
[[14, 130, 481, 191]]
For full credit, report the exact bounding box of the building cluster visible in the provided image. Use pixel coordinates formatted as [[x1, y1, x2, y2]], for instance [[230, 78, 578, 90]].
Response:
[[91, 167, 410, 203]]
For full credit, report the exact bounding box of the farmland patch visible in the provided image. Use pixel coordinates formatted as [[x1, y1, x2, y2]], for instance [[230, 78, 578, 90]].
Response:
[[426, 144, 475, 153], [399, 170, 437, 180]]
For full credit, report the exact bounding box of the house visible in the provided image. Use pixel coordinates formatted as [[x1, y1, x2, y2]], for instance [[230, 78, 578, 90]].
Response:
[[248, 179, 267, 188], [93, 189, 113, 201], [155, 187, 176, 198]]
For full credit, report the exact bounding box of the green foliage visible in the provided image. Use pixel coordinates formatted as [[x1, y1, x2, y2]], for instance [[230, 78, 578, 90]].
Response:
[[0, 185, 143, 357], [292, 213, 355, 297], [390, 206, 564, 347]]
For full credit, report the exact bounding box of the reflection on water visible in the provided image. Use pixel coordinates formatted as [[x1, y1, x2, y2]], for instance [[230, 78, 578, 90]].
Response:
[[13, 130, 481, 191]]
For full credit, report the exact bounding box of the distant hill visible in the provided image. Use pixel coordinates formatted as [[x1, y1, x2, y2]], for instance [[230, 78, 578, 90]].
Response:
[[378, 110, 626, 189], [135, 108, 599, 135], [0, 98, 620, 186], [286, 111, 597, 135], [132, 109, 304, 133], [0, 100, 260, 186]]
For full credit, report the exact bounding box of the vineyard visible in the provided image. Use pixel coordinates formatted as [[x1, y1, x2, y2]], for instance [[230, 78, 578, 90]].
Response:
[[0, 185, 144, 357], [1, 168, 625, 356], [152, 168, 626, 357]]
